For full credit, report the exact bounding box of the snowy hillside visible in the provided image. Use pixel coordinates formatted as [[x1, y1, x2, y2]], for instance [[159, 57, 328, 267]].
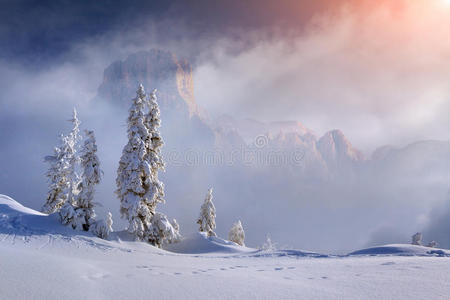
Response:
[[2, 194, 450, 299]]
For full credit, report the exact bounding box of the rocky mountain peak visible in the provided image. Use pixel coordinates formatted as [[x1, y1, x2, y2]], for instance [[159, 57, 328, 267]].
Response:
[[97, 49, 198, 116], [317, 129, 364, 165], [215, 115, 315, 143]]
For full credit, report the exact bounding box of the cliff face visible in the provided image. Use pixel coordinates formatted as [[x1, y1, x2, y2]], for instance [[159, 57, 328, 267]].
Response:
[[98, 49, 197, 117], [317, 130, 364, 165], [97, 49, 214, 150]]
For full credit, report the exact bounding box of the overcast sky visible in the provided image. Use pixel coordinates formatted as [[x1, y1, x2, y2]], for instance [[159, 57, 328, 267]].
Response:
[[2, 0, 449, 153]]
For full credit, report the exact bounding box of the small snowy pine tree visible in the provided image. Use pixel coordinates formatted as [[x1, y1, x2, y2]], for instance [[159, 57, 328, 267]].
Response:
[[427, 241, 438, 248], [91, 212, 113, 239], [260, 234, 276, 251], [412, 232, 423, 246], [59, 203, 86, 229], [146, 212, 181, 247], [228, 220, 245, 246], [197, 188, 216, 237]]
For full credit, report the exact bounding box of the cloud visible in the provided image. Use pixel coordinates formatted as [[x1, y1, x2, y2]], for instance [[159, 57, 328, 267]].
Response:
[[423, 198, 450, 247], [194, 0, 450, 153]]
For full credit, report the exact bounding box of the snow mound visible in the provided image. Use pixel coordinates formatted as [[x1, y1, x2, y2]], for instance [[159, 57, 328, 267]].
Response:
[[0, 194, 45, 216], [348, 244, 450, 257], [164, 232, 255, 254], [164, 232, 327, 257], [248, 249, 327, 258], [0, 194, 73, 236]]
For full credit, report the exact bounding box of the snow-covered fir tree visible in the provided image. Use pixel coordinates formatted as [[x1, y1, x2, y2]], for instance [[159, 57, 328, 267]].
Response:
[[147, 212, 181, 247], [116, 85, 179, 246], [91, 212, 113, 239], [60, 130, 102, 231], [260, 234, 276, 251], [42, 134, 71, 214], [45, 108, 82, 215], [228, 220, 245, 246], [427, 241, 438, 248], [58, 109, 87, 227], [411, 232, 423, 246], [197, 188, 216, 237]]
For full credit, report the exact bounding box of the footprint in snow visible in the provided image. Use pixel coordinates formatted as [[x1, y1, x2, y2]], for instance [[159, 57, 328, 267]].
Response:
[[85, 273, 110, 280], [381, 262, 396, 266], [136, 265, 149, 269], [274, 267, 284, 271]]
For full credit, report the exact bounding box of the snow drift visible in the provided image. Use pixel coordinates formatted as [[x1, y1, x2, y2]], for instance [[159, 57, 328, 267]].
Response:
[[164, 232, 254, 254], [348, 244, 450, 257]]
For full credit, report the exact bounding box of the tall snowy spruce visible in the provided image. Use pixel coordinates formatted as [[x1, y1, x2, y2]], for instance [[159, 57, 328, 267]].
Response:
[[60, 130, 102, 231], [228, 220, 245, 246], [197, 188, 217, 237], [42, 109, 82, 214], [116, 85, 179, 246]]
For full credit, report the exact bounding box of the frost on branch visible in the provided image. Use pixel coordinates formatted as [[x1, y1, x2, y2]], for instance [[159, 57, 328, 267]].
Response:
[[228, 220, 245, 246], [197, 188, 216, 237]]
